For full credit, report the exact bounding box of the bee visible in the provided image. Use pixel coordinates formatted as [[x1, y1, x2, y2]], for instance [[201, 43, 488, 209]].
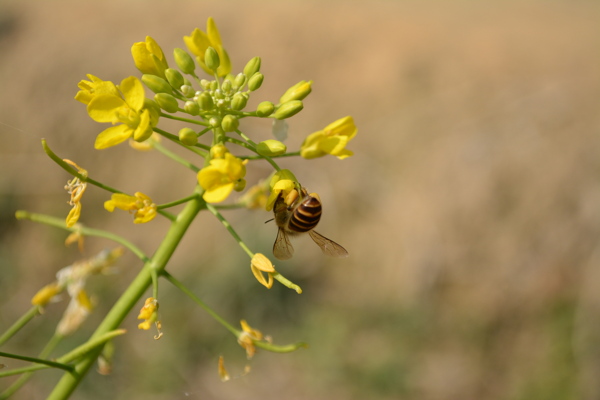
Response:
[[272, 188, 348, 260]]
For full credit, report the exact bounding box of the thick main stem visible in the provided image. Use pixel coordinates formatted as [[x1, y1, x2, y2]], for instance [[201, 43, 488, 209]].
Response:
[[47, 190, 204, 400]]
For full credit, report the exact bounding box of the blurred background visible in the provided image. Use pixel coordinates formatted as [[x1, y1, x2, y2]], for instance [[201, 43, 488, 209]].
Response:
[[1, 1, 600, 399]]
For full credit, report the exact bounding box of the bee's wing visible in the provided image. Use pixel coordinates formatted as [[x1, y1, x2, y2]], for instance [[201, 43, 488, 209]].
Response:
[[309, 230, 349, 258], [273, 228, 294, 260]]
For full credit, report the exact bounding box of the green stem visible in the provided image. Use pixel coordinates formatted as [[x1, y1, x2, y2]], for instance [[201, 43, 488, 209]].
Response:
[[159, 113, 210, 127], [0, 352, 73, 372], [152, 140, 201, 173], [161, 271, 239, 336], [42, 140, 121, 194], [0, 334, 63, 399], [272, 273, 303, 294], [56, 330, 126, 364], [0, 306, 41, 347], [240, 151, 300, 160], [157, 194, 200, 210], [47, 188, 205, 399], [15, 211, 149, 263], [254, 340, 308, 353], [205, 204, 254, 258], [231, 130, 281, 172], [153, 127, 210, 156]]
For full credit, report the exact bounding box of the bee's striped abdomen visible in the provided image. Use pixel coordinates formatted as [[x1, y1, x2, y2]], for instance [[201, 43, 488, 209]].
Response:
[[288, 196, 322, 233]]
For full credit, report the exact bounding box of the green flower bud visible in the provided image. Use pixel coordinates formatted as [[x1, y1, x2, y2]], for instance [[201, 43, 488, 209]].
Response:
[[273, 100, 303, 120], [181, 85, 195, 98], [178, 127, 198, 145], [280, 80, 313, 103], [243, 57, 261, 78], [231, 93, 248, 111], [209, 117, 221, 128], [205, 47, 220, 72], [197, 92, 214, 110], [222, 79, 232, 94], [221, 115, 239, 132], [256, 101, 275, 117], [184, 100, 199, 115], [234, 178, 246, 192], [233, 73, 246, 89], [200, 79, 211, 90], [209, 81, 219, 91], [174, 48, 195, 74], [248, 72, 264, 92], [257, 140, 287, 156], [142, 74, 173, 94], [154, 93, 180, 113], [165, 68, 184, 90]]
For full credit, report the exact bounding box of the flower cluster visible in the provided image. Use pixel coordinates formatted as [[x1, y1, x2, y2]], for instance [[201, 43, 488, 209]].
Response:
[[0, 16, 355, 390]]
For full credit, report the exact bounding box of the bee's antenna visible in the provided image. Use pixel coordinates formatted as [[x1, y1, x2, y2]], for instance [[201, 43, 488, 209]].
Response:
[[264, 218, 274, 224]]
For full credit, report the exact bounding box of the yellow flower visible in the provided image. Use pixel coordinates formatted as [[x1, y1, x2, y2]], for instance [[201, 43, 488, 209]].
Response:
[[300, 116, 357, 160], [63, 159, 88, 227], [86, 76, 159, 149], [184, 17, 231, 77], [198, 153, 247, 203], [137, 297, 159, 330], [265, 169, 298, 211], [237, 320, 263, 359], [104, 192, 157, 224], [131, 36, 169, 79], [31, 282, 62, 306], [137, 297, 163, 339], [250, 253, 276, 289], [74, 74, 119, 105]]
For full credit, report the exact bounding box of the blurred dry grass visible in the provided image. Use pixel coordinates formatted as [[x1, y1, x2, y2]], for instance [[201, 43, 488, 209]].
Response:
[[1, 1, 600, 399]]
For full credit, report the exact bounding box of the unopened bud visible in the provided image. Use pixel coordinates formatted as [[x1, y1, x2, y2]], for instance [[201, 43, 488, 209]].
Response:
[[231, 93, 248, 111], [243, 57, 261, 78], [165, 68, 184, 90], [234, 178, 246, 192], [221, 115, 239, 132], [222, 79, 232, 93], [209, 117, 221, 128], [205, 47, 220, 72], [184, 100, 199, 115], [178, 127, 198, 146], [257, 140, 287, 156], [197, 92, 214, 110], [256, 101, 275, 117], [248, 72, 264, 92], [181, 85, 195, 98], [279, 80, 313, 103], [154, 93, 179, 113], [273, 100, 303, 120], [142, 74, 173, 94], [174, 48, 195, 74], [233, 73, 246, 89]]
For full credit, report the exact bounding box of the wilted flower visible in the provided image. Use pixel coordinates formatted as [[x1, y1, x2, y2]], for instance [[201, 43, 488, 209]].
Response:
[[104, 192, 157, 224]]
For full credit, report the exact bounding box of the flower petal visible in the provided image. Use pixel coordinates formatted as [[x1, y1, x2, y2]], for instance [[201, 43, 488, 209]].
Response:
[[203, 183, 234, 203], [95, 125, 133, 149], [87, 94, 126, 123], [120, 76, 145, 111]]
